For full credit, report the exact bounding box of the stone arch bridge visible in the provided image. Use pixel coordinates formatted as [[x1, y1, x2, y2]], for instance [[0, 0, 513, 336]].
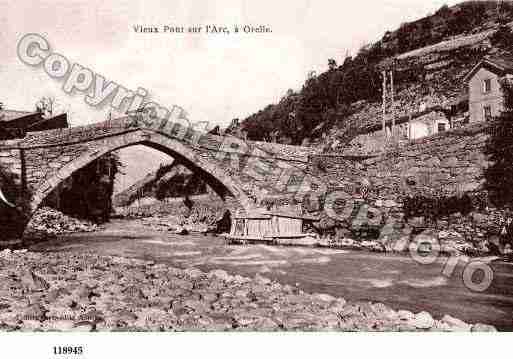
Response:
[[0, 115, 332, 247]]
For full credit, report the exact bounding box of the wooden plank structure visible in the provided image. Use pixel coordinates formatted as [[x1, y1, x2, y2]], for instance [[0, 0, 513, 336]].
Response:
[[224, 209, 319, 244]]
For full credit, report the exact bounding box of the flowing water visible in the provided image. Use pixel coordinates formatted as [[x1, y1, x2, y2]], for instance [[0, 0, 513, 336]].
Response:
[[28, 219, 513, 330]]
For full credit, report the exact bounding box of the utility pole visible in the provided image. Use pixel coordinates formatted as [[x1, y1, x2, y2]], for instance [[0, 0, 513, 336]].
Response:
[[390, 70, 395, 138], [382, 70, 387, 141], [497, 0, 504, 23], [408, 114, 412, 140], [106, 111, 112, 130]]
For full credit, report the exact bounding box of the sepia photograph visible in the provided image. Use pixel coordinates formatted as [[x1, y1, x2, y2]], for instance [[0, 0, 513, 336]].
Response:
[[0, 0, 512, 357]]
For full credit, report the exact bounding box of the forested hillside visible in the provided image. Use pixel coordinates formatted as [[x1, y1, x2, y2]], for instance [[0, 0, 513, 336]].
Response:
[[113, 163, 207, 207], [225, 1, 513, 149], [114, 1, 513, 206]]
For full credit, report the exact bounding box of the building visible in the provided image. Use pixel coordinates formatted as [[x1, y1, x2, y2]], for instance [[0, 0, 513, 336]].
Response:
[[224, 208, 319, 245], [406, 108, 451, 140], [0, 107, 68, 140], [344, 106, 452, 155], [463, 55, 513, 123]]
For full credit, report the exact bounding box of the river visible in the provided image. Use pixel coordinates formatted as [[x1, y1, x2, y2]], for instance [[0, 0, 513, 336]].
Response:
[[28, 219, 513, 330]]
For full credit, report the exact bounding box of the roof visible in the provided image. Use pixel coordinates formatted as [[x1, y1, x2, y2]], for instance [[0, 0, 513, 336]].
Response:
[[0, 110, 68, 140], [264, 211, 319, 221], [358, 93, 471, 136], [234, 209, 319, 221], [0, 109, 37, 123], [463, 55, 513, 82], [25, 113, 68, 131], [361, 105, 446, 134], [233, 211, 271, 220]]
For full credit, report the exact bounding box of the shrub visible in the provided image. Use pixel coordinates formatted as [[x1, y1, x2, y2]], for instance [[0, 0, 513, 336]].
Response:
[[403, 194, 475, 220], [485, 79, 513, 208]]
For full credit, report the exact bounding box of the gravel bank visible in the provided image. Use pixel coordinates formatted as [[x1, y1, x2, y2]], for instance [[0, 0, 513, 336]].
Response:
[[0, 249, 496, 332], [24, 207, 98, 241]]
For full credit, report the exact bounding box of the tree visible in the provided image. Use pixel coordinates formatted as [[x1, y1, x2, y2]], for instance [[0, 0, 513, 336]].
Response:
[[435, 4, 450, 17], [35, 96, 76, 125], [43, 152, 123, 223], [491, 25, 513, 49], [485, 79, 513, 208], [35, 96, 55, 118], [328, 59, 337, 71]]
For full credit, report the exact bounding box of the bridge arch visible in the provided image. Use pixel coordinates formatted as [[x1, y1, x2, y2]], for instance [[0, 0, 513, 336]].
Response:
[[29, 129, 255, 218]]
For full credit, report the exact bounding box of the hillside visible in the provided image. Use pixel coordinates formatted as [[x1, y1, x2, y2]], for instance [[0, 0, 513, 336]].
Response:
[[114, 2, 513, 206], [226, 1, 513, 150], [113, 163, 208, 207]]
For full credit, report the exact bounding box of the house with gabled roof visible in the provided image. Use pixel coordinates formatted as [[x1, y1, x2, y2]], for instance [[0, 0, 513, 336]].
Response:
[[463, 54, 513, 123], [0, 105, 68, 140]]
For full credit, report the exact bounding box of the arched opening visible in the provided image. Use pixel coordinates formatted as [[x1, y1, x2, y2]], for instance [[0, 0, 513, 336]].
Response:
[[26, 130, 254, 236], [105, 142, 238, 227]]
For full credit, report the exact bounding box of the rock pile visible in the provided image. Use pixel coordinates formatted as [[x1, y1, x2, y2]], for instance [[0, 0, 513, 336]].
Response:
[[310, 192, 513, 256], [24, 207, 98, 239], [0, 250, 496, 332], [138, 215, 213, 234], [116, 197, 226, 234]]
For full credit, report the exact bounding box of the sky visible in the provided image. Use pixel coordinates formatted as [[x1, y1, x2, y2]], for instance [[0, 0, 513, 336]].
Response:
[[0, 0, 461, 192], [1, 0, 461, 128]]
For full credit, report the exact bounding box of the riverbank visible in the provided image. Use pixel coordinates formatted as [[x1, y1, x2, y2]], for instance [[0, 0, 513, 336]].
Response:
[[25, 200, 513, 260], [0, 248, 497, 332]]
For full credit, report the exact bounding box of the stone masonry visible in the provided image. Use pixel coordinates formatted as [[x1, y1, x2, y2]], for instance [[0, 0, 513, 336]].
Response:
[[0, 115, 500, 250], [0, 115, 323, 246]]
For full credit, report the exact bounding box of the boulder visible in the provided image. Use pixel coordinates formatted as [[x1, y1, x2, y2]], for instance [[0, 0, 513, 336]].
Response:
[[315, 217, 337, 231], [45, 320, 75, 331], [471, 212, 488, 227], [76, 285, 99, 301], [410, 311, 435, 329], [441, 314, 471, 331], [328, 298, 347, 313], [425, 157, 441, 167], [232, 274, 250, 284], [471, 323, 497, 332], [254, 274, 271, 285], [315, 293, 336, 302], [383, 200, 398, 208], [408, 217, 425, 229], [461, 182, 481, 192], [340, 237, 355, 247], [21, 271, 50, 292], [22, 303, 47, 322], [441, 156, 458, 168], [391, 236, 410, 252], [360, 240, 385, 252], [173, 226, 189, 235], [397, 310, 414, 321], [234, 289, 250, 299], [25, 207, 98, 237], [72, 321, 95, 332], [209, 269, 232, 282], [183, 268, 204, 279], [0, 249, 12, 257], [46, 287, 71, 302]]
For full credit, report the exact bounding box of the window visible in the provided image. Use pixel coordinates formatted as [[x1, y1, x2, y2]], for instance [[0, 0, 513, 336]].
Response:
[[483, 79, 492, 93], [483, 105, 492, 121], [437, 123, 446, 132]]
